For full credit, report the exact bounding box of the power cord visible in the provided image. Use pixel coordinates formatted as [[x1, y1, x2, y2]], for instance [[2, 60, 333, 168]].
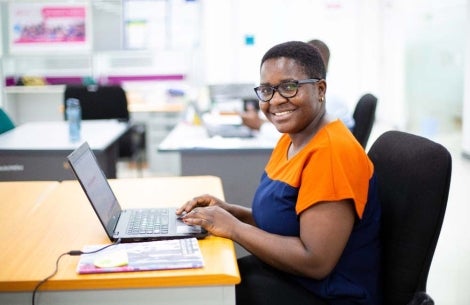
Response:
[[32, 239, 121, 305]]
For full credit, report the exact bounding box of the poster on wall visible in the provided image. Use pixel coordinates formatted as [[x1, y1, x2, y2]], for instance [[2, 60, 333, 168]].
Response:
[[8, 3, 91, 54]]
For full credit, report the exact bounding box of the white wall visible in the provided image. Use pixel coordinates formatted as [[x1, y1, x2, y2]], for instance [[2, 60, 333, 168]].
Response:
[[462, 0, 470, 156], [403, 0, 466, 135], [199, 0, 382, 119], [198, 0, 467, 134]]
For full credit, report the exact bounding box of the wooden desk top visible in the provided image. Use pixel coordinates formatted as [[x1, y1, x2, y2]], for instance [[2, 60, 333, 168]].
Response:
[[0, 176, 240, 292]]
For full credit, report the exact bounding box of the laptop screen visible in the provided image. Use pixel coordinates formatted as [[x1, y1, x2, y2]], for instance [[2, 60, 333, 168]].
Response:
[[67, 142, 121, 237]]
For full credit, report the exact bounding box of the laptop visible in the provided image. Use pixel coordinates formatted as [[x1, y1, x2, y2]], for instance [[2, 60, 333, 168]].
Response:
[[66, 142, 207, 243]]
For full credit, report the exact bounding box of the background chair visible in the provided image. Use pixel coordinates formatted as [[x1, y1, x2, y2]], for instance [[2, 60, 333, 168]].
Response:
[[64, 85, 146, 175], [368, 130, 452, 305], [352, 93, 378, 148], [0, 108, 15, 135]]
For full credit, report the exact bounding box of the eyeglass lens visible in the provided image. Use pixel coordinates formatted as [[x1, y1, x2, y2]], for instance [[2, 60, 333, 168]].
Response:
[[255, 82, 299, 102], [254, 79, 320, 102]]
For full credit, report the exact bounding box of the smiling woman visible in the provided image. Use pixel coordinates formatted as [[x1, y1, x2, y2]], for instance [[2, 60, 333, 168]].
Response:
[[257, 42, 327, 140], [177, 41, 382, 305]]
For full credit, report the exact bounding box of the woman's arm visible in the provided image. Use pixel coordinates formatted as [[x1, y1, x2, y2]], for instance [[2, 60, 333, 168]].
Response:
[[225, 203, 256, 226], [183, 199, 355, 279]]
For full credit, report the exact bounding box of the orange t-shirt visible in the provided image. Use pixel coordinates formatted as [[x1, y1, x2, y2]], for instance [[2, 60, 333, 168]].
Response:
[[265, 120, 374, 218]]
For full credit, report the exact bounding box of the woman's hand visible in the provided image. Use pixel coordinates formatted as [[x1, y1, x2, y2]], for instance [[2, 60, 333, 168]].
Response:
[[240, 103, 263, 130], [180, 205, 239, 239], [176, 194, 227, 215], [176, 194, 241, 239]]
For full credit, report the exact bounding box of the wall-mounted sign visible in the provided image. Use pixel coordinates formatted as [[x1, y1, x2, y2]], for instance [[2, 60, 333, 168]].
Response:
[[9, 2, 91, 54]]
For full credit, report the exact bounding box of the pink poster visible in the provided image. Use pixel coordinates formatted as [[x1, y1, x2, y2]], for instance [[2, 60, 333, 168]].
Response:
[[9, 3, 90, 53]]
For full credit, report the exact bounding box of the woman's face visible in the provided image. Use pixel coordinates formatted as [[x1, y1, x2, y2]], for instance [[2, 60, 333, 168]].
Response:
[[259, 57, 326, 135]]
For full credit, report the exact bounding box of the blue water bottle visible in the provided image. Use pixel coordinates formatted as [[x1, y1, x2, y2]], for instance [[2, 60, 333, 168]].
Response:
[[66, 98, 81, 142]]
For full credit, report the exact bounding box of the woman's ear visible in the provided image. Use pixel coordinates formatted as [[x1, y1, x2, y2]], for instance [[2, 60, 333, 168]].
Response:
[[317, 79, 327, 99]]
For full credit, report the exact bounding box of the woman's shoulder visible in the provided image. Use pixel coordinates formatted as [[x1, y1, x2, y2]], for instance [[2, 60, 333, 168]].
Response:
[[314, 120, 357, 148], [312, 120, 373, 172]]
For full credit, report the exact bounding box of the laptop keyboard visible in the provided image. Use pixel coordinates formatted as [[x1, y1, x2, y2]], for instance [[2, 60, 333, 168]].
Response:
[[126, 209, 169, 235]]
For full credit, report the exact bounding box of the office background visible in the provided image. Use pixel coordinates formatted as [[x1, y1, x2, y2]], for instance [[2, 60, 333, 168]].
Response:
[[0, 1, 469, 304], [0, 0, 468, 140]]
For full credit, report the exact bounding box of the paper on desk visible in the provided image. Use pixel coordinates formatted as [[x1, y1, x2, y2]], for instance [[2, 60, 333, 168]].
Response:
[[76, 238, 204, 274]]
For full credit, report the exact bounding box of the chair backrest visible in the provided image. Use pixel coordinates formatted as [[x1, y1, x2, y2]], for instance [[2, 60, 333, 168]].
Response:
[[368, 131, 451, 305], [64, 85, 129, 121], [64, 84, 138, 158], [352, 93, 378, 148], [0, 108, 15, 134]]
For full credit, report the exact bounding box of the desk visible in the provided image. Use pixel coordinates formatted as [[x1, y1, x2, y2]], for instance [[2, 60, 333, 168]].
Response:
[[0, 176, 240, 305], [159, 123, 278, 207], [3, 84, 186, 176], [0, 120, 129, 181]]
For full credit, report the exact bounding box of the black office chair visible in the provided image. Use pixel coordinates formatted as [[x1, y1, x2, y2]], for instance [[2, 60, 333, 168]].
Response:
[[352, 93, 378, 148], [64, 85, 146, 175], [368, 130, 452, 305], [0, 107, 15, 135]]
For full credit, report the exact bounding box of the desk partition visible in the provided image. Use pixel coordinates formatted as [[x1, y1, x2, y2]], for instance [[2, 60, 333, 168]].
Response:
[[0, 120, 128, 181], [159, 123, 278, 207]]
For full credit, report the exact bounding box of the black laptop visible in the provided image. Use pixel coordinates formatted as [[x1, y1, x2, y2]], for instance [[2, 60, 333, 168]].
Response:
[[66, 142, 207, 242]]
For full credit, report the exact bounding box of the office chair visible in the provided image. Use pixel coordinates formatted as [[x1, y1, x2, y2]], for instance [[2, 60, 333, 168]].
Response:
[[368, 130, 452, 305], [0, 108, 15, 134], [64, 85, 146, 175], [352, 93, 378, 148]]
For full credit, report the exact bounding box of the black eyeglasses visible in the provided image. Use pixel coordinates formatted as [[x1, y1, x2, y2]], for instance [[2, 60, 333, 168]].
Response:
[[253, 79, 321, 102]]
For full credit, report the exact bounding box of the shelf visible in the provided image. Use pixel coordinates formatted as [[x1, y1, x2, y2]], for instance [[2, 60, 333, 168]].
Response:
[[4, 85, 65, 94]]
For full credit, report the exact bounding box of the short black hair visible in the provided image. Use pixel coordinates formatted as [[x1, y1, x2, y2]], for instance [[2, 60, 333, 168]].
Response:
[[260, 41, 326, 79]]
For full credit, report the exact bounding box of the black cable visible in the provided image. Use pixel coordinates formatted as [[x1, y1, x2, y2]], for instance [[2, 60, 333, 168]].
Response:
[[31, 239, 121, 305], [31, 252, 67, 305]]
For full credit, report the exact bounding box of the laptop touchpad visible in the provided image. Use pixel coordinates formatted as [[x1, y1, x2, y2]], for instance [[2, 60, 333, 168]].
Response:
[[177, 225, 202, 233]]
